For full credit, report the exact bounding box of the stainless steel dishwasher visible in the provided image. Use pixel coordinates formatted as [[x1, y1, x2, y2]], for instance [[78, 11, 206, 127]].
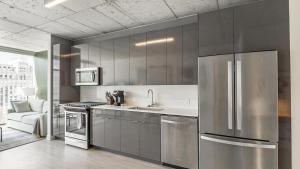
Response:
[[161, 115, 198, 169]]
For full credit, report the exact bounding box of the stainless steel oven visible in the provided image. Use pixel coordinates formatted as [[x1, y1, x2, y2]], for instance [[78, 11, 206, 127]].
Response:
[[75, 67, 100, 86], [65, 106, 89, 149], [64, 102, 106, 149]]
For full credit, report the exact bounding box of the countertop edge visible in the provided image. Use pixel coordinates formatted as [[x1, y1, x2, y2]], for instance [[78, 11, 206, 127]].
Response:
[[91, 105, 198, 118]]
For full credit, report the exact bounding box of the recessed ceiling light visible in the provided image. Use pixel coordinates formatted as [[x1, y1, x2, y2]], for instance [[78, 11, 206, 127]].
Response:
[[45, 0, 68, 8]]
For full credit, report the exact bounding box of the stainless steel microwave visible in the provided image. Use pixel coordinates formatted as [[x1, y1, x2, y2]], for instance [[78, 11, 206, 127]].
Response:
[[75, 67, 100, 86]]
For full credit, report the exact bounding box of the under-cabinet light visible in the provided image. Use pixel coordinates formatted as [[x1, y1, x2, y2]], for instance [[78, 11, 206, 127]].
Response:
[[135, 37, 174, 47], [45, 0, 68, 8]]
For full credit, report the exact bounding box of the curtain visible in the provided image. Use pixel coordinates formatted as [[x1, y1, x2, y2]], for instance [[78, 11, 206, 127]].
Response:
[[34, 51, 48, 100]]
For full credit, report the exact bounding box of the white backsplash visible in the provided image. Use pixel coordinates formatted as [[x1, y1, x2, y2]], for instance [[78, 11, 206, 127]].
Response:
[[80, 85, 198, 109]]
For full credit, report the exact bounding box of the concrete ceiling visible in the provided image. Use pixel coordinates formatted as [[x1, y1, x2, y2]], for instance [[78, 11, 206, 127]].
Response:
[[0, 0, 259, 52]]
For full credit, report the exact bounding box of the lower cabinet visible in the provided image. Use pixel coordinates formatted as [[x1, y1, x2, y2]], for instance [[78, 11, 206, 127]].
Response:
[[91, 109, 161, 162], [139, 122, 161, 161], [104, 116, 121, 151], [121, 120, 139, 155], [91, 110, 105, 147]]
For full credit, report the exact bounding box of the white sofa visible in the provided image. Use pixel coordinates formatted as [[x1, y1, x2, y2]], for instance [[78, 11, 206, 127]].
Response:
[[7, 99, 47, 137]]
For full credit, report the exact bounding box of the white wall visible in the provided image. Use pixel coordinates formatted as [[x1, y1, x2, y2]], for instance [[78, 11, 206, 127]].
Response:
[[80, 85, 198, 109], [289, 0, 300, 168]]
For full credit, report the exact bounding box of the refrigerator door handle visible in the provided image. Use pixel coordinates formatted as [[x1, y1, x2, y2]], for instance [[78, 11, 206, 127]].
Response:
[[227, 61, 233, 130], [236, 60, 242, 130], [201, 136, 276, 149]]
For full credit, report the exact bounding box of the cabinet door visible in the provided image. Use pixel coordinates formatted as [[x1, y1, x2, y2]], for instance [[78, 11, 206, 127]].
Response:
[[114, 37, 130, 85], [88, 42, 101, 67], [234, 0, 289, 54], [166, 27, 183, 85], [130, 33, 147, 85], [70, 47, 80, 86], [101, 40, 114, 85], [121, 120, 139, 155], [182, 23, 198, 85], [139, 122, 161, 161], [91, 109, 105, 147], [198, 8, 234, 56], [75, 44, 89, 68], [146, 30, 167, 85], [104, 116, 121, 151]]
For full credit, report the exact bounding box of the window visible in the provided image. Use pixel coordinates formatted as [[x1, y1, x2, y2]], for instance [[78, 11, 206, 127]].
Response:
[[0, 51, 36, 124]]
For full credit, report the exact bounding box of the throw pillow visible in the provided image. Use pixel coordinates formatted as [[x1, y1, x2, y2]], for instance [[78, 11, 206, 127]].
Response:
[[13, 101, 31, 113], [28, 98, 44, 113], [10, 101, 21, 112]]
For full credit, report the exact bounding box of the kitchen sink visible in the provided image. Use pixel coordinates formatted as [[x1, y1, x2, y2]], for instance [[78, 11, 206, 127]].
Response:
[[128, 106, 164, 111]]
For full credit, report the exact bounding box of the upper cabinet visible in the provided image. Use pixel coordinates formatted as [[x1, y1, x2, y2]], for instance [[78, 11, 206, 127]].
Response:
[[76, 44, 89, 68], [130, 33, 147, 85], [182, 23, 198, 85], [166, 27, 183, 85], [114, 37, 130, 85], [88, 42, 101, 67], [73, 23, 199, 86], [234, 0, 289, 54], [101, 40, 115, 86], [146, 30, 167, 85], [198, 8, 234, 56]]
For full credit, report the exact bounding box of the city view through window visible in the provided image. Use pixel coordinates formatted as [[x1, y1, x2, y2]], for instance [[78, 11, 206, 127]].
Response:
[[0, 51, 36, 124]]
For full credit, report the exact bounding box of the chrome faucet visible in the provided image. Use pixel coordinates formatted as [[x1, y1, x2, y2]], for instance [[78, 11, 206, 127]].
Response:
[[147, 89, 155, 107]]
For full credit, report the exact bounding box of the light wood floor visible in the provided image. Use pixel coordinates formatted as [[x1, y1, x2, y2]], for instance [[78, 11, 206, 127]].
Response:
[[0, 140, 169, 169]]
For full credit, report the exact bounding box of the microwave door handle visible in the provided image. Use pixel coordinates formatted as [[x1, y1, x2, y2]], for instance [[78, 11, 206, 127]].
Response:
[[92, 71, 96, 82]]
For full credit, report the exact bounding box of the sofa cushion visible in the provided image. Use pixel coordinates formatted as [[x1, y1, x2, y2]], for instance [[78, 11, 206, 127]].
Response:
[[12, 101, 31, 113], [22, 114, 44, 125], [28, 98, 44, 113], [8, 112, 40, 122]]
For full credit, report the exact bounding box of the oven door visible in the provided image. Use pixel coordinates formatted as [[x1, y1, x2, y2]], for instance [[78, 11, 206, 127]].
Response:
[[65, 111, 88, 141], [75, 67, 99, 86]]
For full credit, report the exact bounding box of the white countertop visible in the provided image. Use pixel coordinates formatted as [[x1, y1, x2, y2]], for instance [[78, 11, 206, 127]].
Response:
[[91, 105, 198, 117]]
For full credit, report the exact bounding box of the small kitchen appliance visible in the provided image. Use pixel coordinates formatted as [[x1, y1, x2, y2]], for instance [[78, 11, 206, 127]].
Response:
[[112, 90, 124, 106]]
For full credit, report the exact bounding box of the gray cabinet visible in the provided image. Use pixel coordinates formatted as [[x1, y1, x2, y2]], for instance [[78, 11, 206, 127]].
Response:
[[114, 37, 130, 85], [88, 42, 101, 67], [130, 33, 147, 85], [90, 109, 105, 147], [75, 44, 89, 68], [104, 110, 121, 151], [101, 40, 115, 85], [182, 23, 198, 85], [139, 114, 161, 162], [120, 111, 141, 155], [234, 0, 289, 54], [146, 30, 167, 85], [166, 27, 183, 85], [70, 47, 80, 86], [198, 8, 234, 56]]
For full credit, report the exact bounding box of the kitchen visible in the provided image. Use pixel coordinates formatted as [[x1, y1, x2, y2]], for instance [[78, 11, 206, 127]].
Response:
[[51, 0, 291, 169]]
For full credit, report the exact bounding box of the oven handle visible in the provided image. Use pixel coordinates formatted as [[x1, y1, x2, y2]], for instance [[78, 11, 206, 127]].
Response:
[[63, 106, 88, 111]]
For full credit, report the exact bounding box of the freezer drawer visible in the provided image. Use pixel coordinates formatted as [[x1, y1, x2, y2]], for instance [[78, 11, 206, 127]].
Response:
[[200, 134, 278, 169], [161, 116, 198, 169]]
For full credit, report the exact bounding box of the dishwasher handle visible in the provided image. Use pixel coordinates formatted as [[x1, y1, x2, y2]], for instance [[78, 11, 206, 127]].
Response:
[[161, 117, 196, 125]]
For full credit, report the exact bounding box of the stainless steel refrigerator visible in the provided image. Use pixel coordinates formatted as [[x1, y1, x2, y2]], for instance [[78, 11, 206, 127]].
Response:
[[198, 51, 278, 169]]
